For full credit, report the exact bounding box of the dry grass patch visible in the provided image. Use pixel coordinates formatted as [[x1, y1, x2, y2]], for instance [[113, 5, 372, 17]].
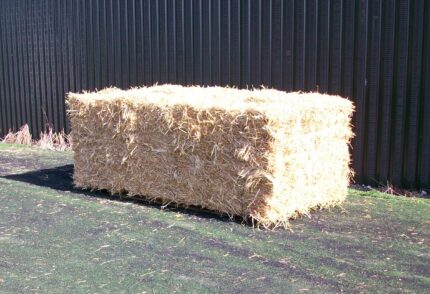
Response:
[[2, 124, 72, 151], [36, 127, 72, 151], [2, 124, 32, 145]]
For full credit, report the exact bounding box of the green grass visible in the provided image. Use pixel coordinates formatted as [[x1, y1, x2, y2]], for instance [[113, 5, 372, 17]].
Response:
[[0, 143, 429, 293]]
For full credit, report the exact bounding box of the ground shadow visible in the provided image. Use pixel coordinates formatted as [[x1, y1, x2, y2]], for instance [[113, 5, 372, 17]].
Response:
[[2, 165, 245, 224]]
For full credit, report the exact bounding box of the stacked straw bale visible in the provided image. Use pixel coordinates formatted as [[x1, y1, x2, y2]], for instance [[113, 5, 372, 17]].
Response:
[[67, 85, 354, 228]]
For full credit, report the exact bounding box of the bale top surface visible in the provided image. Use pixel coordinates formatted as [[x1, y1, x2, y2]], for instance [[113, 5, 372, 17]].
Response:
[[70, 85, 352, 120]]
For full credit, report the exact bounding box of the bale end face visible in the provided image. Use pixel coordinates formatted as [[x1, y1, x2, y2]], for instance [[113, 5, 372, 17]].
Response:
[[67, 85, 354, 228]]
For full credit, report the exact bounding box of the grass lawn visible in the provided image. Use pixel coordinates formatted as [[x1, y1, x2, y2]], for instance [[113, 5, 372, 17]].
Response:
[[0, 143, 429, 293]]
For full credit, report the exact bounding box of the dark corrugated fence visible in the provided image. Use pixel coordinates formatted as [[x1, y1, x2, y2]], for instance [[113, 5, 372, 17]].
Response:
[[0, 0, 429, 189]]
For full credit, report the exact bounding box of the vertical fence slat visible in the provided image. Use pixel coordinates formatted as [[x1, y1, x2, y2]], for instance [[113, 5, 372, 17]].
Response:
[[192, 0, 202, 85], [340, 0, 355, 99], [403, 0, 425, 188], [230, 0, 240, 87], [304, 0, 317, 91], [352, 0, 369, 183], [0, 6, 7, 134], [329, 0, 343, 94], [7, 2, 19, 130], [317, 0, 330, 93], [364, 0, 382, 184], [282, 0, 294, 91], [293, 0, 305, 90], [390, 0, 410, 185], [419, 0, 430, 188], [377, 0, 396, 184], [239, 0, 250, 88]]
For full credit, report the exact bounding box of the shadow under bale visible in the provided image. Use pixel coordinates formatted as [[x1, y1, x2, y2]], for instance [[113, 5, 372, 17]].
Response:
[[2, 165, 245, 224]]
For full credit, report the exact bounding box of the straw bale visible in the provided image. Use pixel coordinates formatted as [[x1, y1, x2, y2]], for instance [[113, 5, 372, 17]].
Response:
[[67, 85, 354, 228]]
